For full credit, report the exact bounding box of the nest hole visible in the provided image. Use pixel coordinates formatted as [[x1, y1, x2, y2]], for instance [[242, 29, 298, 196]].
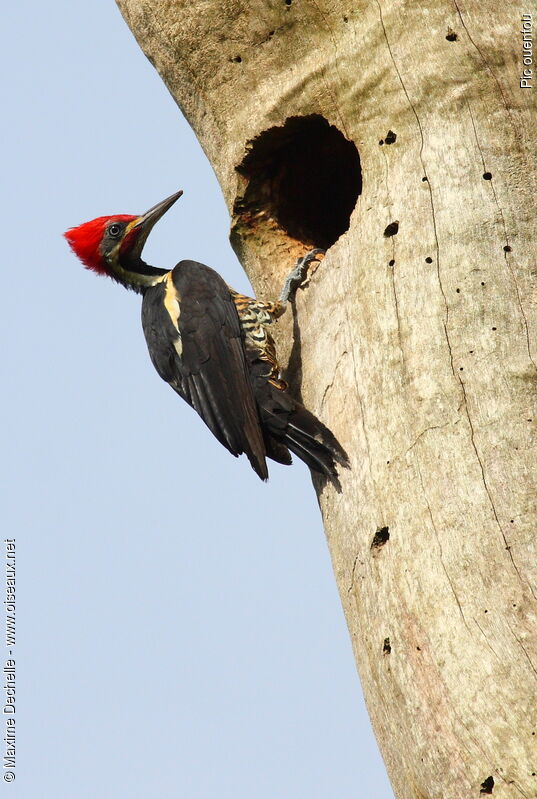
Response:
[[234, 115, 361, 250]]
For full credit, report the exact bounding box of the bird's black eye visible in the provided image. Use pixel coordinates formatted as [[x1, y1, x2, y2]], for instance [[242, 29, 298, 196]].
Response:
[[108, 223, 121, 238]]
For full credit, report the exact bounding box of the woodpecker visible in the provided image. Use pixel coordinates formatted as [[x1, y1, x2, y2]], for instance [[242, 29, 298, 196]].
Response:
[[64, 190, 349, 480]]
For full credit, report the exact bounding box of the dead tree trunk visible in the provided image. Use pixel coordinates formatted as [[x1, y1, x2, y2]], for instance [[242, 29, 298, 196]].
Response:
[[116, 1, 537, 796]]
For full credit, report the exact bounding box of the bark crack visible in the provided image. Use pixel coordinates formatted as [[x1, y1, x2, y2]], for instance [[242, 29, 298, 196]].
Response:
[[345, 307, 373, 474], [505, 620, 537, 680], [472, 617, 501, 661], [466, 101, 537, 372], [416, 459, 470, 631], [404, 422, 450, 456], [454, 711, 496, 768], [375, 0, 456, 383], [495, 775, 531, 799], [452, 0, 517, 134], [390, 265, 406, 370], [319, 349, 348, 412], [252, 24, 288, 47], [381, 146, 406, 369], [457, 374, 537, 601], [347, 553, 360, 594]]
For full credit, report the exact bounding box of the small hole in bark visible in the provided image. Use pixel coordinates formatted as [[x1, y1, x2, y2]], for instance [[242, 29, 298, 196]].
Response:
[[504, 245, 512, 252], [371, 526, 390, 549], [416, 646, 421, 650], [425, 256, 433, 263], [492, 326, 497, 331], [483, 172, 492, 180], [484, 609, 488, 613], [233, 115, 362, 250], [379, 139, 384, 145], [446, 30, 458, 41], [422, 176, 428, 182], [384, 221, 399, 237], [383, 637, 391, 654], [389, 259, 395, 266], [268, 29, 275, 37], [231, 55, 242, 63], [456, 287, 461, 293], [343, 15, 348, 22], [285, 0, 292, 6], [385, 130, 397, 144], [481, 281, 485, 285], [480, 776, 494, 794]]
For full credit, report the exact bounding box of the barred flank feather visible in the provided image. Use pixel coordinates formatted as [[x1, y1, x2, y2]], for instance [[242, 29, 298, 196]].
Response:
[[246, 352, 349, 477]]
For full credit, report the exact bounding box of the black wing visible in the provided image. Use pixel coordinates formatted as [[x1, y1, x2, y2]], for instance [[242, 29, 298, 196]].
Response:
[[141, 260, 268, 479]]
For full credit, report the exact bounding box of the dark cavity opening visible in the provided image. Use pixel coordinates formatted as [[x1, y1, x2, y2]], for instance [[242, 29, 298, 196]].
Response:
[[480, 776, 494, 794], [371, 526, 390, 549], [383, 637, 391, 655], [384, 221, 399, 237], [234, 115, 362, 250]]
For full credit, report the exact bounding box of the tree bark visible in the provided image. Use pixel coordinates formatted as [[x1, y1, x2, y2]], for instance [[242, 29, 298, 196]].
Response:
[[115, 1, 537, 796]]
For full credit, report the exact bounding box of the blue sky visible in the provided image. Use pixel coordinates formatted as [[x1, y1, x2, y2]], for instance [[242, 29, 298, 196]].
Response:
[[3, 1, 393, 796]]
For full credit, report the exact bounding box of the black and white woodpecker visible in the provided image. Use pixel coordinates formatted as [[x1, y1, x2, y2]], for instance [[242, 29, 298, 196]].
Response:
[[64, 190, 348, 480]]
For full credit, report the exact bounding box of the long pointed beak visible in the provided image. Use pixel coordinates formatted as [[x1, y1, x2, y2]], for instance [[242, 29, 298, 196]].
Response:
[[133, 190, 183, 233], [124, 190, 183, 260]]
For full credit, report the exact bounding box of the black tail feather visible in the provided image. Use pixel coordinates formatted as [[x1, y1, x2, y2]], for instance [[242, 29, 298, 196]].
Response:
[[258, 387, 349, 477], [286, 412, 349, 468], [284, 432, 339, 476], [263, 434, 293, 466]]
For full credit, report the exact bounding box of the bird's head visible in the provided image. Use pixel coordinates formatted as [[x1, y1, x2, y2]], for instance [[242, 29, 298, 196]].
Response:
[[64, 190, 183, 292]]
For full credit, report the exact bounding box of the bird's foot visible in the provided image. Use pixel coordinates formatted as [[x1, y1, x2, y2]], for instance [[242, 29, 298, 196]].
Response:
[[279, 249, 326, 304]]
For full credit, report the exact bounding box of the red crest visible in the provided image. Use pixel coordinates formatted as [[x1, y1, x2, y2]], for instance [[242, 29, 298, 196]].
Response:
[[64, 215, 137, 275]]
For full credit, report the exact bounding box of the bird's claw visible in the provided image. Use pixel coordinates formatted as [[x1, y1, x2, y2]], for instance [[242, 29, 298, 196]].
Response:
[[279, 248, 326, 303]]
